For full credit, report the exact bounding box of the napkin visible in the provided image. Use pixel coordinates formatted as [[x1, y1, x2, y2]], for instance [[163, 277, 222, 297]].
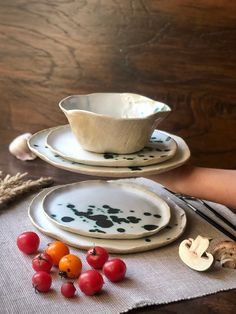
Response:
[[0, 177, 235, 314], [123, 177, 236, 239]]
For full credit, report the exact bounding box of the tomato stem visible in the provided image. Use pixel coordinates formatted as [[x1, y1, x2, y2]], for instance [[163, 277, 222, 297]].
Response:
[[38, 254, 50, 263], [59, 271, 68, 279], [33, 284, 39, 294], [92, 247, 97, 256]]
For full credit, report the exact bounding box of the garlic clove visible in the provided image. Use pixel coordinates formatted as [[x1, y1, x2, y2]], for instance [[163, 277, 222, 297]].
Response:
[[9, 133, 37, 161]]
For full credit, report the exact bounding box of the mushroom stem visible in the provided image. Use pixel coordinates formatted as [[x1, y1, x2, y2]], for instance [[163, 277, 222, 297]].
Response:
[[179, 235, 214, 271], [189, 235, 210, 257]]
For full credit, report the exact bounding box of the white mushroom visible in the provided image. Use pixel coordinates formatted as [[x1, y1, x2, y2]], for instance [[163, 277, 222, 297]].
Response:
[[211, 240, 236, 269], [9, 133, 36, 161], [179, 235, 214, 271]]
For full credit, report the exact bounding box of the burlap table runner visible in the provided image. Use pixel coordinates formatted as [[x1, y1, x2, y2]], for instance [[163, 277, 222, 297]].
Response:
[[1, 177, 236, 314]]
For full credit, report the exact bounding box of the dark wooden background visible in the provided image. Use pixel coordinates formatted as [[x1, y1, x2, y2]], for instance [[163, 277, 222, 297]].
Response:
[[0, 1, 236, 313], [1, 0, 236, 169]]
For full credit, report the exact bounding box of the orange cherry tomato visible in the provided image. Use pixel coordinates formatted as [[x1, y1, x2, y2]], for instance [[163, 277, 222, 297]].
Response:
[[45, 241, 70, 266], [59, 254, 82, 279]]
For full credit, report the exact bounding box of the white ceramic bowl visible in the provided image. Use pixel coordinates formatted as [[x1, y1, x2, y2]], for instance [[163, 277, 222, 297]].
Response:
[[59, 93, 171, 154]]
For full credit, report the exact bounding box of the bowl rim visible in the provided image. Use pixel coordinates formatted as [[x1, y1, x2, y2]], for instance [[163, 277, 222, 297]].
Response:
[[59, 93, 171, 121]]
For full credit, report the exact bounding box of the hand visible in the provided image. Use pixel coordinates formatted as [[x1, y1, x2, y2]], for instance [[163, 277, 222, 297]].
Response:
[[146, 165, 236, 211]]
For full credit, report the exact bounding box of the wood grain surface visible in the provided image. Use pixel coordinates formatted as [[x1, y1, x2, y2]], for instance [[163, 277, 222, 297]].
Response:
[[0, 1, 235, 313], [1, 0, 236, 168]]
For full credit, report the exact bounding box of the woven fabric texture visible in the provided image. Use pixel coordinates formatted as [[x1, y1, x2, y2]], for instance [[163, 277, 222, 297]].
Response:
[[1, 178, 235, 314]]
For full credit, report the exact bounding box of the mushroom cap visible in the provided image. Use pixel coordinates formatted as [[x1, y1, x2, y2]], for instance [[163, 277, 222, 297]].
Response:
[[212, 240, 236, 257], [211, 240, 236, 269], [179, 236, 214, 271]]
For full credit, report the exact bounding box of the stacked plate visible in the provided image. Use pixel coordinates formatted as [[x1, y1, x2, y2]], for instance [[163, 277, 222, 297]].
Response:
[[29, 180, 187, 253], [28, 125, 189, 253], [28, 125, 190, 177]]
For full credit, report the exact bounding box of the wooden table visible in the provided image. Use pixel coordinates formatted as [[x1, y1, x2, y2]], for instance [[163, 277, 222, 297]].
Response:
[[0, 1, 235, 312]]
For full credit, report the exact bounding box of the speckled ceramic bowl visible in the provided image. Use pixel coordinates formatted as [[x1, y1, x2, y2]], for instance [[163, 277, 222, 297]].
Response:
[[59, 93, 171, 154]]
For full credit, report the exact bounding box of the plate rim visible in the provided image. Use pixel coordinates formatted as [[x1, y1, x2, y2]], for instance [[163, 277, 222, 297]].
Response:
[[27, 127, 191, 178], [46, 124, 178, 167], [28, 184, 187, 254], [41, 180, 171, 239]]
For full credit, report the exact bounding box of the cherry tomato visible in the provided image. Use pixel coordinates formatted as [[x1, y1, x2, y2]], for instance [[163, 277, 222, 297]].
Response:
[[86, 246, 109, 269], [103, 258, 126, 282], [32, 271, 52, 293], [59, 254, 82, 279], [78, 269, 104, 296], [45, 241, 70, 266], [61, 282, 76, 298], [17, 231, 40, 255], [32, 253, 53, 273]]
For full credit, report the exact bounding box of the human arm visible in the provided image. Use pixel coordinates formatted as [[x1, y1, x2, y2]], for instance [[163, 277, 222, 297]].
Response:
[[149, 165, 236, 212]]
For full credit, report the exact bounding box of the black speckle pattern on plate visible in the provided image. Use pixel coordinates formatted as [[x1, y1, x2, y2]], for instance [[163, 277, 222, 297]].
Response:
[[28, 182, 187, 253], [45, 125, 178, 167], [42, 180, 171, 239], [27, 127, 191, 178]]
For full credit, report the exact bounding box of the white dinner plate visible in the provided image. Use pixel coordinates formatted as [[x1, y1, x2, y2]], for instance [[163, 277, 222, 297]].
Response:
[[28, 128, 190, 178], [28, 184, 187, 254], [42, 180, 171, 239], [46, 125, 177, 167]]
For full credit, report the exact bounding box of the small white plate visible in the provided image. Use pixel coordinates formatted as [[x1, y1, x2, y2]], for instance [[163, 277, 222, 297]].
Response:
[[28, 128, 190, 178], [46, 125, 177, 167], [42, 181, 171, 239], [28, 184, 187, 254]]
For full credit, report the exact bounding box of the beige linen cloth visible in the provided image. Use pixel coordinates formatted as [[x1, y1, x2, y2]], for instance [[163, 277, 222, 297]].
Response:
[[0, 177, 236, 314]]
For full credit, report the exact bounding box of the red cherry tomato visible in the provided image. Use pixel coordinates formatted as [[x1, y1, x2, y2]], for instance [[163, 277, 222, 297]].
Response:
[[32, 253, 53, 273], [32, 271, 52, 293], [103, 258, 126, 282], [86, 246, 109, 269], [17, 231, 40, 255], [61, 282, 76, 298], [78, 269, 104, 296]]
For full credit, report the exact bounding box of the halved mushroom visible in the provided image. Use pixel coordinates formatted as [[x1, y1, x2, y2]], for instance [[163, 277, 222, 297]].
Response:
[[179, 235, 214, 271], [211, 240, 236, 269]]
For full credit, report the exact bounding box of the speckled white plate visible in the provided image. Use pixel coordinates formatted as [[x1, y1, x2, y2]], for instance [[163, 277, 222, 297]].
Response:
[[28, 185, 187, 254], [27, 128, 190, 178], [42, 180, 171, 239], [46, 125, 177, 167]]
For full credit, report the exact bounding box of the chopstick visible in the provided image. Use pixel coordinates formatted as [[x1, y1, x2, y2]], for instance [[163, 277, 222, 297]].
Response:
[[164, 187, 236, 241], [184, 196, 236, 231]]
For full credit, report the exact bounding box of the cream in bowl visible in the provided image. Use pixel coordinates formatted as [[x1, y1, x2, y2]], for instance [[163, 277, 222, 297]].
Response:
[[59, 93, 171, 154]]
